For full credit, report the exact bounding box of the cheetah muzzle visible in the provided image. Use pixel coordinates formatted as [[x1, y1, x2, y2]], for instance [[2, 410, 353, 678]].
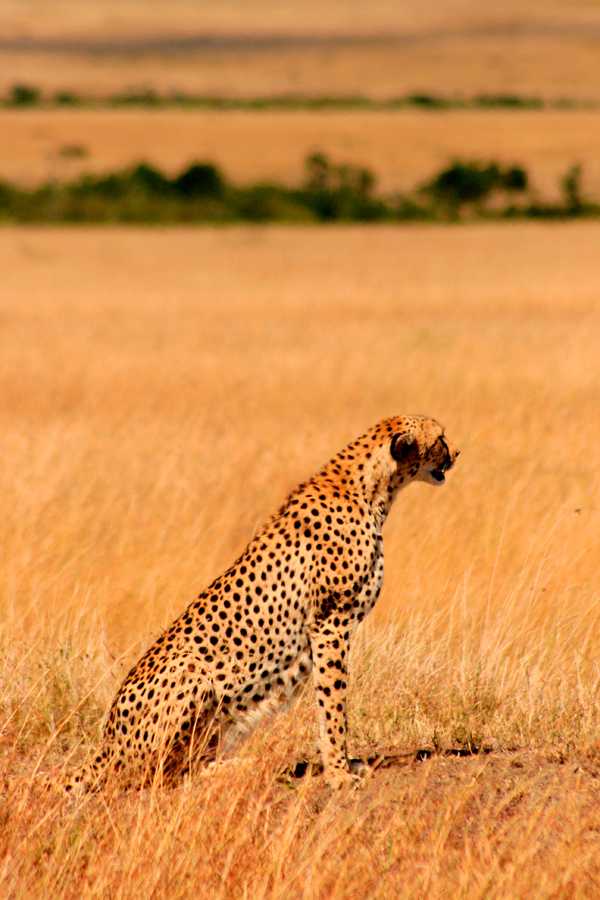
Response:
[[60, 415, 459, 794]]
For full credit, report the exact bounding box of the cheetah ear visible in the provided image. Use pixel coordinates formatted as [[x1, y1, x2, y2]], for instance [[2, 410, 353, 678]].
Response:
[[390, 432, 418, 461]]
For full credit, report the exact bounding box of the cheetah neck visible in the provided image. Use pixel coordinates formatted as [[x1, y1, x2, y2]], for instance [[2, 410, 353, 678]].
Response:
[[312, 449, 406, 532]]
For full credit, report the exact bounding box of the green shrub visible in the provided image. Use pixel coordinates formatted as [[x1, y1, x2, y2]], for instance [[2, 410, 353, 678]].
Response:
[[129, 163, 172, 195], [233, 184, 311, 222], [422, 161, 499, 207], [108, 89, 160, 106], [54, 91, 81, 106], [406, 93, 450, 109], [174, 163, 225, 199], [302, 153, 384, 221], [475, 94, 544, 109], [502, 166, 528, 191], [0, 154, 598, 224], [420, 159, 529, 215], [562, 164, 583, 213], [7, 83, 41, 106]]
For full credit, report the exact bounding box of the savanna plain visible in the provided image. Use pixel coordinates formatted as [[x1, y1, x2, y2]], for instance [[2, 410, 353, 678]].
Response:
[[1, 222, 600, 898]]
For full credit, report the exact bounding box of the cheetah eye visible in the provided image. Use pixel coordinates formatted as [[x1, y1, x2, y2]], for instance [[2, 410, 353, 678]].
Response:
[[437, 435, 451, 463]]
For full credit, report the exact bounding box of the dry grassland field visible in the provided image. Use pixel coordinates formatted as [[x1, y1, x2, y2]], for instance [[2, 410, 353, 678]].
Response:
[[1, 0, 600, 101], [1, 2, 600, 897], [1, 222, 600, 897], [3, 107, 600, 202], [2, 2, 600, 208]]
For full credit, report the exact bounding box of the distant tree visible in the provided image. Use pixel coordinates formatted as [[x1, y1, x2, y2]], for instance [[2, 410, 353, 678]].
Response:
[[562, 164, 583, 213], [421, 159, 529, 215], [423, 161, 499, 208], [174, 163, 225, 199], [303, 152, 380, 221], [129, 163, 170, 195], [305, 153, 331, 193], [54, 91, 81, 106], [502, 166, 528, 192], [8, 84, 40, 106]]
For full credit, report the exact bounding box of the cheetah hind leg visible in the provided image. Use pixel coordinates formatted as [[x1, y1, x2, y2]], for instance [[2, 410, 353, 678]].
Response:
[[62, 683, 221, 796], [61, 741, 118, 797], [59, 726, 217, 797]]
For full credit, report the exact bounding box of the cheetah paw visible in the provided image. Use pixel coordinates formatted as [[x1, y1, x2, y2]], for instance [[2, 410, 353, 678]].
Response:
[[325, 760, 369, 790]]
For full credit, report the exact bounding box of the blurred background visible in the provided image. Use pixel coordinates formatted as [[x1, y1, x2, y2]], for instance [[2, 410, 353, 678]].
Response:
[[2, 0, 600, 98], [1, 0, 600, 203]]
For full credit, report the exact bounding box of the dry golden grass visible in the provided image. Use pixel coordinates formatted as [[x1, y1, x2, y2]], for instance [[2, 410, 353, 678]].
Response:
[[4, 0, 596, 41], [4, 31, 600, 103], [1, 221, 600, 897], [1, 1, 599, 100], [3, 107, 600, 201]]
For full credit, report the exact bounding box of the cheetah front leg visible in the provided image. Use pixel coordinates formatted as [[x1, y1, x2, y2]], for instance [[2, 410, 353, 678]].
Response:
[[308, 621, 361, 789]]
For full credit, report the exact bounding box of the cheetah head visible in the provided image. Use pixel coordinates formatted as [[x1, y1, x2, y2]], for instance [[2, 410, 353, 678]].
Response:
[[390, 417, 459, 487]]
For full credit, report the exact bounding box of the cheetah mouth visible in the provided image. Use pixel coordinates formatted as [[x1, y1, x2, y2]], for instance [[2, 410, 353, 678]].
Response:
[[430, 470, 446, 483]]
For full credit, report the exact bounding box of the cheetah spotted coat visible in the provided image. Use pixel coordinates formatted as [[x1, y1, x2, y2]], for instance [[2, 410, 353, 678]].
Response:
[[64, 415, 458, 792]]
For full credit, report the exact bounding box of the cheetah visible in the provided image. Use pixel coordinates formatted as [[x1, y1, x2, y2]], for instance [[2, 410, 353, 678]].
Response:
[[63, 415, 458, 793]]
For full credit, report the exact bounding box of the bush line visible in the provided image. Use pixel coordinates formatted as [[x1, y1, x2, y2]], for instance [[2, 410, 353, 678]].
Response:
[[3, 83, 598, 111], [0, 154, 598, 224]]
